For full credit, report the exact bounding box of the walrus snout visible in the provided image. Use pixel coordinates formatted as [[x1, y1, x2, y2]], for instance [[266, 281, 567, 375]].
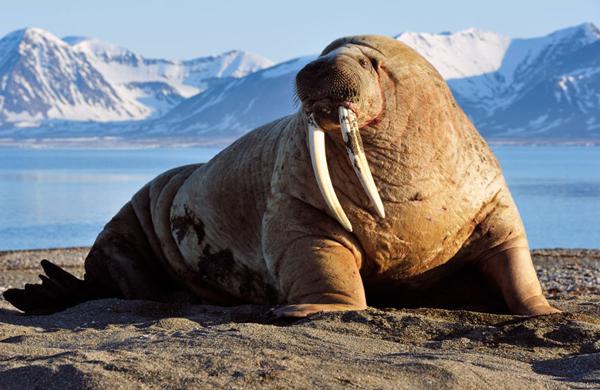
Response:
[[296, 51, 379, 130], [297, 43, 387, 231], [296, 58, 360, 104]]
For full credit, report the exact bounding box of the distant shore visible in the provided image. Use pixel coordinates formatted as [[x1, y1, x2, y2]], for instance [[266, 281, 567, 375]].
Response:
[[0, 137, 234, 149], [1, 137, 600, 149]]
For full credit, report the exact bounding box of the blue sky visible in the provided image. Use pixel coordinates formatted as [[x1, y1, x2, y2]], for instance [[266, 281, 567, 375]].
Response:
[[1, 0, 598, 62]]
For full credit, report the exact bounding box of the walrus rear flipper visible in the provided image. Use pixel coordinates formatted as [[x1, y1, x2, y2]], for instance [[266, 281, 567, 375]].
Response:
[[3, 260, 109, 315]]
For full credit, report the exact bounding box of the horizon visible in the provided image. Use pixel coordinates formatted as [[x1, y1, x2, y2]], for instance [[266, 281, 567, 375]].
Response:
[[1, 0, 598, 62]]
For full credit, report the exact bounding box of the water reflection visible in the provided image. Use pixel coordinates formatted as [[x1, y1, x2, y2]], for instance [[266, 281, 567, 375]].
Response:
[[512, 181, 600, 198], [0, 172, 149, 183]]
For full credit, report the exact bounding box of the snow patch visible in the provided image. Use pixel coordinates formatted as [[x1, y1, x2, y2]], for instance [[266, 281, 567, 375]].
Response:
[[397, 28, 511, 79]]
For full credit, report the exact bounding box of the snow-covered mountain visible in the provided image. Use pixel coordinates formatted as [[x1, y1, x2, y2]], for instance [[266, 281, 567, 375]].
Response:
[[145, 56, 317, 138], [153, 23, 600, 142], [65, 36, 273, 118], [400, 23, 600, 139], [0, 28, 147, 126], [1, 23, 598, 143], [0, 27, 273, 128], [397, 28, 512, 80]]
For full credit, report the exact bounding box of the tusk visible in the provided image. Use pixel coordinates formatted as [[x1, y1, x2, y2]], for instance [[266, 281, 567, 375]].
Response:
[[338, 106, 386, 219], [308, 115, 353, 232]]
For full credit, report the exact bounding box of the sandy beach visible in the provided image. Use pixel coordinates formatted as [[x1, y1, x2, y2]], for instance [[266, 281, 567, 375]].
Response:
[[0, 248, 599, 389]]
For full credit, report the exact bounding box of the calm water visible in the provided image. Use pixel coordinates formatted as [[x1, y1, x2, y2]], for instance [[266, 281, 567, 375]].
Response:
[[0, 146, 598, 250]]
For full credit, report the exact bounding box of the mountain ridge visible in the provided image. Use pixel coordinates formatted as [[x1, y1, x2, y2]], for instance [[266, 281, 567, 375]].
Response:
[[0, 27, 273, 127], [0, 23, 598, 144], [147, 22, 600, 143]]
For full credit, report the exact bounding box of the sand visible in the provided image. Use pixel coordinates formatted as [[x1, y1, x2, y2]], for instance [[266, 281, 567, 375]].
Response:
[[0, 248, 599, 389]]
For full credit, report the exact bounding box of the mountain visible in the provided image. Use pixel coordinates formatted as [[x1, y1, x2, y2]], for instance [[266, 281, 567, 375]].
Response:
[[400, 23, 600, 139], [1, 23, 598, 143], [0, 28, 147, 127], [144, 56, 317, 138], [66, 36, 273, 118], [0, 27, 273, 129], [155, 23, 600, 142]]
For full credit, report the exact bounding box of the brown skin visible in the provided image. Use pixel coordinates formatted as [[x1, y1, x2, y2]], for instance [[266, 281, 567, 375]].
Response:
[[267, 35, 557, 317], [4, 35, 558, 317]]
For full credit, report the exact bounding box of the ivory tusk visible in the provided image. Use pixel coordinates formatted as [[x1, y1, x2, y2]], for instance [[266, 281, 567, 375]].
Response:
[[307, 115, 353, 232], [338, 106, 386, 219]]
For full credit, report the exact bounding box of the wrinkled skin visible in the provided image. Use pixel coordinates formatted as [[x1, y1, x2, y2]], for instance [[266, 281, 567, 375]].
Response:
[[4, 35, 558, 317]]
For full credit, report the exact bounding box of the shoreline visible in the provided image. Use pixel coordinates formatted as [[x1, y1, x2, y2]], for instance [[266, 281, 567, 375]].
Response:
[[2, 246, 599, 257], [1, 247, 599, 388], [1, 139, 600, 149]]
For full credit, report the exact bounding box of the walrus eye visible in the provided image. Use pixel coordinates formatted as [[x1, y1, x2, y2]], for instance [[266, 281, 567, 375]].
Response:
[[358, 57, 369, 69]]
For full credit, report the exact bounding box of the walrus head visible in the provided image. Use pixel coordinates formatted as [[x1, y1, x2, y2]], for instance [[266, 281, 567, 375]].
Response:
[[296, 36, 400, 232]]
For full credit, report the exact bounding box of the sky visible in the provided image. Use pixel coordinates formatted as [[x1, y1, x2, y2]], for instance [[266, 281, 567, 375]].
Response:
[[0, 0, 598, 62]]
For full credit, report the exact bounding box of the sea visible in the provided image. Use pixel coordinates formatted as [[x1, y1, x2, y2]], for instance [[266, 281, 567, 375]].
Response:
[[0, 146, 598, 250]]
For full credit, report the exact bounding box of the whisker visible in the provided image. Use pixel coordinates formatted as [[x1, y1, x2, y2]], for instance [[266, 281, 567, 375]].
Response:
[[292, 83, 301, 108]]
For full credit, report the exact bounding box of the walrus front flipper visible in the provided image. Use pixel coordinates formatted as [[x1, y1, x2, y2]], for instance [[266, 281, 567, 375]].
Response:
[[3, 260, 102, 315]]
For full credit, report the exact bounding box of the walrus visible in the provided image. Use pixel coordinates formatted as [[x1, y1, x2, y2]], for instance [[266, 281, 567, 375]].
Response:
[[4, 35, 559, 317]]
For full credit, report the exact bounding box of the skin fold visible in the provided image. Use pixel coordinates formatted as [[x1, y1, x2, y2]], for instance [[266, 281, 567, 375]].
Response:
[[3, 35, 559, 317]]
